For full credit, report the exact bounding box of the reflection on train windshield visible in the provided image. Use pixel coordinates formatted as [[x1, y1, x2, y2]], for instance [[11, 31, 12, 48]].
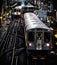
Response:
[[27, 32, 34, 42], [44, 32, 50, 43]]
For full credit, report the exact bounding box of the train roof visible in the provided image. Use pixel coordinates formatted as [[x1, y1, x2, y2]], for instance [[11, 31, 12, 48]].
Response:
[[13, 2, 34, 9], [14, 6, 22, 9], [14, 3, 34, 10], [24, 13, 50, 31], [24, 3, 34, 7]]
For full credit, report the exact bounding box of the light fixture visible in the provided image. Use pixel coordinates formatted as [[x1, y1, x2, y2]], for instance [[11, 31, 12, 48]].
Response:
[[47, 20, 50, 23], [54, 34, 57, 38], [0, 16, 2, 19], [55, 42, 57, 45]]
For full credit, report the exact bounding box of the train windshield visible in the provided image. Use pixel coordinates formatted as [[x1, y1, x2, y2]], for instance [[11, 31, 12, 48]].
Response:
[[22, 7, 35, 13], [11, 8, 21, 20], [27, 32, 34, 42], [44, 32, 50, 43]]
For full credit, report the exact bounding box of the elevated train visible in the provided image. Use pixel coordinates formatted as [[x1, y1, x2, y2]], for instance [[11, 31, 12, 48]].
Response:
[[11, 4, 54, 61], [24, 12, 53, 57], [11, 6, 22, 20], [11, 4, 53, 52], [11, 4, 35, 20]]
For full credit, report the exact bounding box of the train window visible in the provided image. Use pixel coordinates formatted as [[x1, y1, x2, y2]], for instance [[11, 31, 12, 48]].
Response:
[[44, 32, 50, 43], [27, 32, 34, 42], [22, 7, 34, 13]]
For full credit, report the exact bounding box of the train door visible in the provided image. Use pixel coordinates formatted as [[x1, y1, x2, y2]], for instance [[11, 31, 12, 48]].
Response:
[[36, 32, 42, 50]]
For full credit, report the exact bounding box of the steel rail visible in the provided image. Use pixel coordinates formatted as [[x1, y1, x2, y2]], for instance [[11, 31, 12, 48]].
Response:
[[11, 22, 18, 65], [0, 21, 14, 48], [0, 21, 15, 55]]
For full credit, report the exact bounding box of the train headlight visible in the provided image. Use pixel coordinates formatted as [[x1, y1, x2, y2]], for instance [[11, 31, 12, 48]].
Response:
[[46, 43, 50, 47], [55, 42, 57, 45], [28, 43, 33, 47], [54, 34, 57, 38], [14, 12, 17, 15], [18, 12, 21, 15]]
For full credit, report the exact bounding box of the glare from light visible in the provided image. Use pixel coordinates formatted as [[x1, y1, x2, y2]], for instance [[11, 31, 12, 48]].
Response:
[[56, 42, 57, 45], [46, 43, 50, 47], [14, 12, 17, 15], [54, 34, 57, 38], [29, 43, 32, 46], [50, 51, 55, 54], [18, 12, 21, 15]]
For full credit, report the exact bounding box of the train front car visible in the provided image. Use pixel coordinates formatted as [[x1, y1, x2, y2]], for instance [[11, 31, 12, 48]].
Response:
[[11, 6, 22, 20], [24, 12, 53, 57]]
